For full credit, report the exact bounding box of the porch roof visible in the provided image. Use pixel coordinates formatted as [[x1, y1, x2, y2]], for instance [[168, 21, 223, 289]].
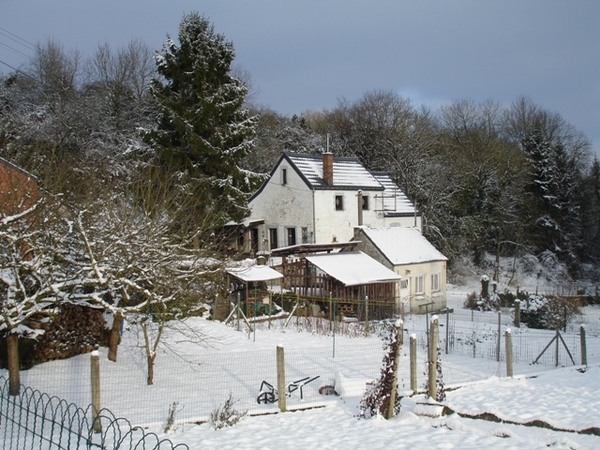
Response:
[[305, 251, 401, 287], [226, 264, 283, 283]]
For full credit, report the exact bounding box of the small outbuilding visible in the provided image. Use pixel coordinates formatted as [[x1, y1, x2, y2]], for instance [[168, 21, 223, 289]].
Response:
[[350, 227, 448, 314]]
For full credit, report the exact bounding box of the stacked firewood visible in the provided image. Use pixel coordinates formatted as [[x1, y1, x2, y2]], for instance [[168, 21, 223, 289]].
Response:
[[29, 303, 111, 364]]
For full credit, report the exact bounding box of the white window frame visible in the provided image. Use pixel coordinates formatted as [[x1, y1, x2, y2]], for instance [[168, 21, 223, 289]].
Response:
[[431, 272, 440, 292], [415, 275, 425, 294]]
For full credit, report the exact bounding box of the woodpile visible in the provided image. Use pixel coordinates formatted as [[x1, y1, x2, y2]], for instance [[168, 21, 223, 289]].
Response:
[[0, 303, 111, 369]]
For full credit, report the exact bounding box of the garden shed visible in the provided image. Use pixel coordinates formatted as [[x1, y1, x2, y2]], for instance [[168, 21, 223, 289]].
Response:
[[224, 264, 284, 319]]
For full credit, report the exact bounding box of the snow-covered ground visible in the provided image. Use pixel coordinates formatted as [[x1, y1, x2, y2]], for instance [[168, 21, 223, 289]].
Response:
[[3, 255, 600, 449], [3, 310, 600, 449]]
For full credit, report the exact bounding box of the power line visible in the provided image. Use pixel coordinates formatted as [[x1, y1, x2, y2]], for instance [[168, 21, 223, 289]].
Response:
[[0, 27, 36, 51], [0, 40, 31, 60], [0, 59, 37, 82]]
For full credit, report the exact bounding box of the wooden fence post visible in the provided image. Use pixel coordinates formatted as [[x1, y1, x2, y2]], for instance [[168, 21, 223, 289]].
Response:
[[505, 329, 513, 378], [410, 334, 417, 394], [276, 345, 287, 412], [580, 325, 587, 366], [428, 316, 438, 400], [91, 350, 102, 433], [385, 320, 403, 419]]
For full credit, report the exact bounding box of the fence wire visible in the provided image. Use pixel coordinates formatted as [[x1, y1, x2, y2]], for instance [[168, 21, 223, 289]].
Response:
[[0, 377, 189, 450], [3, 307, 599, 439]]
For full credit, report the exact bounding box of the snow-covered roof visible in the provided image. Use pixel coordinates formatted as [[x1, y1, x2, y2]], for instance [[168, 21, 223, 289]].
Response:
[[226, 265, 283, 282], [305, 251, 401, 286], [357, 227, 447, 265], [371, 172, 417, 215], [286, 153, 383, 190]]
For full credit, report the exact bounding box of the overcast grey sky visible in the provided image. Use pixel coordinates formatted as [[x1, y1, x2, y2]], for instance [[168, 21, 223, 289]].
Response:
[[2, 1, 599, 158]]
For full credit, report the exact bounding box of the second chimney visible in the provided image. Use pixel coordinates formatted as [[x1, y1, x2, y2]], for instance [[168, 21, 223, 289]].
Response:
[[323, 152, 333, 185]]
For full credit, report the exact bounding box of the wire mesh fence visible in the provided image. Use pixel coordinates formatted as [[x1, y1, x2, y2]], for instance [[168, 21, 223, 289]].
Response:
[[3, 304, 599, 437], [0, 376, 189, 450]]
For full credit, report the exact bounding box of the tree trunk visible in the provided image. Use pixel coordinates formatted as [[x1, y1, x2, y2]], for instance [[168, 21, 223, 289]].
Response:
[[7, 333, 20, 395], [146, 352, 156, 386], [108, 312, 123, 362]]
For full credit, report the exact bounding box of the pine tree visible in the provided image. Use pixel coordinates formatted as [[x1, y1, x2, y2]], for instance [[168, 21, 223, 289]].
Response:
[[144, 12, 260, 227]]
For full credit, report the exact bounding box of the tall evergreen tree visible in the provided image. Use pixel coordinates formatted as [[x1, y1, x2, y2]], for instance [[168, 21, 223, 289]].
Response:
[[144, 12, 259, 227]]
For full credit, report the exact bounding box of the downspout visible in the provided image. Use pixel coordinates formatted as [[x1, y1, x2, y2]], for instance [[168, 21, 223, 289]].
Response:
[[357, 190, 363, 226], [312, 189, 316, 243]]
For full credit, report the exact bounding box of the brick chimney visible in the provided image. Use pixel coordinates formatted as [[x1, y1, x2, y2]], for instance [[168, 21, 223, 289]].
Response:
[[322, 152, 333, 185]]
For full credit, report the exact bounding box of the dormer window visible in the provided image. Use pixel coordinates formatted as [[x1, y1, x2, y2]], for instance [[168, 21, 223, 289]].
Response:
[[281, 168, 287, 185], [335, 195, 344, 211]]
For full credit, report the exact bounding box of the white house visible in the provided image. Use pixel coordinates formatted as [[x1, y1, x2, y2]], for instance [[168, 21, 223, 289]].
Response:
[[350, 227, 448, 314], [244, 152, 421, 253]]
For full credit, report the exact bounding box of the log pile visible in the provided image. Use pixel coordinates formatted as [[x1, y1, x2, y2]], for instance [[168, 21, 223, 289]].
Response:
[[30, 303, 111, 363]]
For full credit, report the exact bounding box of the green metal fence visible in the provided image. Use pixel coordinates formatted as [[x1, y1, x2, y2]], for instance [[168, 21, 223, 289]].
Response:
[[0, 376, 188, 450]]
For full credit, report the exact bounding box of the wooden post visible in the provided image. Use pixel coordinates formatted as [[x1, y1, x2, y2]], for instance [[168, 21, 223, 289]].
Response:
[[6, 333, 20, 396], [91, 350, 102, 433], [428, 316, 438, 400], [580, 325, 587, 366], [513, 300, 520, 328], [505, 329, 513, 378], [386, 320, 403, 419], [410, 334, 417, 394], [276, 345, 287, 412]]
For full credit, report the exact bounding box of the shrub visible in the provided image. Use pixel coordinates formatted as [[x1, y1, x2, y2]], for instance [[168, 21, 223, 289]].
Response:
[[210, 392, 247, 430], [359, 323, 402, 418], [519, 294, 581, 330]]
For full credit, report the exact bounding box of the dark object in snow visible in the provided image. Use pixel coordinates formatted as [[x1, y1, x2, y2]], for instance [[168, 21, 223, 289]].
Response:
[[319, 385, 338, 396], [256, 375, 320, 403]]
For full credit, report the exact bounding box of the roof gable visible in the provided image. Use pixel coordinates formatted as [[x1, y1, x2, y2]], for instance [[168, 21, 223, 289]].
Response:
[[358, 227, 447, 265]]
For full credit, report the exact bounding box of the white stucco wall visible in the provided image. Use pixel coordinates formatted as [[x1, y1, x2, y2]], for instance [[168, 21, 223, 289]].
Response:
[[248, 162, 314, 251]]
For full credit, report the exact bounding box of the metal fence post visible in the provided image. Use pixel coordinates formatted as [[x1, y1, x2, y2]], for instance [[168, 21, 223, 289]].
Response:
[[580, 325, 587, 366]]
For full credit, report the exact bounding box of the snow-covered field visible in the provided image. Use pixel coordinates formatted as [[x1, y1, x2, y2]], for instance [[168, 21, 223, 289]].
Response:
[[3, 260, 600, 449]]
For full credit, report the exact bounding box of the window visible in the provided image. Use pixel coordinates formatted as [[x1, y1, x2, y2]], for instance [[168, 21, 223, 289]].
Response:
[[362, 195, 369, 211], [287, 227, 296, 246], [335, 195, 344, 211], [301, 227, 309, 244], [400, 279, 409, 289], [415, 275, 424, 294], [269, 228, 278, 249], [431, 273, 440, 292], [281, 168, 287, 185]]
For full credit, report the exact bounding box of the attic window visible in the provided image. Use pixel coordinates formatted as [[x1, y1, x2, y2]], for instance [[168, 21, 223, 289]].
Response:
[[335, 195, 344, 211], [281, 168, 287, 185]]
